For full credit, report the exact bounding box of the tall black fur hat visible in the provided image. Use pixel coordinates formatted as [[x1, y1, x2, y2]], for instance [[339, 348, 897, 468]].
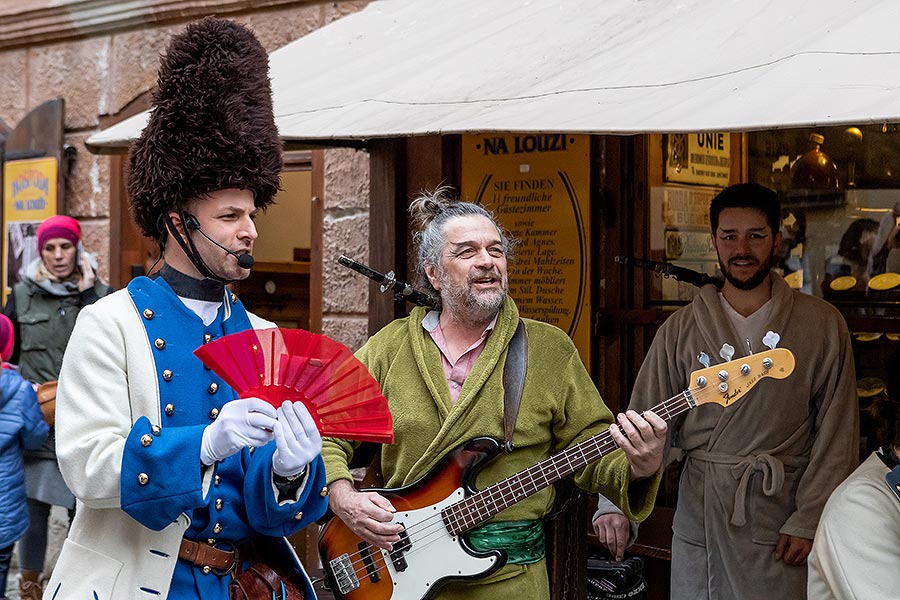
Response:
[[127, 18, 282, 239]]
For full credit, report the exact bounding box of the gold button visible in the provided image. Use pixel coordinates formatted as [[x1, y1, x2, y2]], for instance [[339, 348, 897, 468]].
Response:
[[207, 382, 218, 394], [140, 434, 153, 447], [207, 538, 216, 545], [204, 333, 212, 344], [165, 403, 175, 416], [215, 498, 223, 510], [214, 475, 220, 486], [138, 473, 149, 485], [155, 338, 166, 350], [201, 565, 211, 574], [162, 370, 173, 381], [212, 523, 222, 534], [320, 486, 329, 497], [294, 511, 303, 521], [209, 408, 219, 419], [142, 308, 154, 320], [230, 293, 238, 304], [151, 425, 161, 436]]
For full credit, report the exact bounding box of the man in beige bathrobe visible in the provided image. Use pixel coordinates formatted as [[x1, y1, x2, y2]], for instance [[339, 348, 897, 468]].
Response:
[[593, 183, 858, 599]]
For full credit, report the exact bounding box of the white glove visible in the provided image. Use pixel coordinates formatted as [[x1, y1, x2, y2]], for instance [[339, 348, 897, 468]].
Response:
[[272, 401, 322, 478], [200, 397, 276, 466]]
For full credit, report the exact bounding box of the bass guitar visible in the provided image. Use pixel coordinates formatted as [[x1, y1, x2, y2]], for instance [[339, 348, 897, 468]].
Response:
[[319, 347, 795, 600]]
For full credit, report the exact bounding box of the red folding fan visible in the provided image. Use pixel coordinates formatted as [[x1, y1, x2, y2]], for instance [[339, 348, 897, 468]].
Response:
[[193, 327, 393, 444]]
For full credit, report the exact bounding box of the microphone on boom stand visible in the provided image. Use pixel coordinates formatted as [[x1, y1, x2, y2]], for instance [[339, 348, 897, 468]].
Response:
[[615, 256, 722, 289]]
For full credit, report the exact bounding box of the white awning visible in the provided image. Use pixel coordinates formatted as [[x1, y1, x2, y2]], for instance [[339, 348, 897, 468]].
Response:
[[86, 0, 900, 152]]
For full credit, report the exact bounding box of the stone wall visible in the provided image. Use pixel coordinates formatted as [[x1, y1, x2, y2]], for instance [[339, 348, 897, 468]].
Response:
[[321, 147, 371, 350], [0, 0, 371, 307], [0, 3, 373, 589]]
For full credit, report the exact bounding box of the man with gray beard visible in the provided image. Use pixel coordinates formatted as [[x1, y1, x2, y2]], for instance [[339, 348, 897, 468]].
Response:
[[321, 187, 667, 600]]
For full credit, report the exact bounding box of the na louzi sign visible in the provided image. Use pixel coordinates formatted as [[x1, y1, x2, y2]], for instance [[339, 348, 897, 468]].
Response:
[[479, 134, 571, 155]]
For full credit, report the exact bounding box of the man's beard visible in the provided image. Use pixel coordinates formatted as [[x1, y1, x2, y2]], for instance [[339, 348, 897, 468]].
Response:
[[720, 253, 773, 291], [439, 268, 508, 324]]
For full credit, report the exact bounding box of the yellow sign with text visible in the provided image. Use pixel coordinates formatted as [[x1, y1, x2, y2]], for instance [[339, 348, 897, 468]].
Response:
[[3, 157, 59, 301], [665, 133, 731, 186], [461, 133, 591, 364]]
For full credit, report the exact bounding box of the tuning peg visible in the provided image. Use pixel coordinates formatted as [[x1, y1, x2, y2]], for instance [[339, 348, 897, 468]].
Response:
[[719, 343, 735, 362], [697, 351, 711, 369], [763, 331, 781, 350]]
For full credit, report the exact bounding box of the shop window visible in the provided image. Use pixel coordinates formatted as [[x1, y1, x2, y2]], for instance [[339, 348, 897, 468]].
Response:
[[749, 125, 900, 461], [645, 127, 900, 307], [229, 151, 316, 329], [641, 128, 900, 462], [749, 125, 900, 303]]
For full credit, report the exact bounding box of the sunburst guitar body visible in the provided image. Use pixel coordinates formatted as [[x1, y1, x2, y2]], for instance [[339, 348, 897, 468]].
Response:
[[319, 347, 795, 600]]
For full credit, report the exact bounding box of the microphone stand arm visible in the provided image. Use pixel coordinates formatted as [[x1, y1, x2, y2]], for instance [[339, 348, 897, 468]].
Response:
[[614, 256, 723, 289], [337, 255, 439, 309]]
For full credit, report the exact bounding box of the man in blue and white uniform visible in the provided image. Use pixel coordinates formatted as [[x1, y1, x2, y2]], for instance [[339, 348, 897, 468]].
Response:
[[45, 18, 327, 599]]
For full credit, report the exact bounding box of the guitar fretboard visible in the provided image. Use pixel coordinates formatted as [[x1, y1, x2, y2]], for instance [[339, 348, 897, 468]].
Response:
[[440, 390, 696, 535]]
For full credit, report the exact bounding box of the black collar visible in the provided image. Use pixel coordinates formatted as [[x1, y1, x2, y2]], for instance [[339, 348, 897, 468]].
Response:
[[155, 265, 225, 302], [877, 447, 900, 470]]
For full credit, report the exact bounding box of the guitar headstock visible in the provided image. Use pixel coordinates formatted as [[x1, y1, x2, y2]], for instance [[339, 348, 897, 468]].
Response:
[[688, 348, 795, 408]]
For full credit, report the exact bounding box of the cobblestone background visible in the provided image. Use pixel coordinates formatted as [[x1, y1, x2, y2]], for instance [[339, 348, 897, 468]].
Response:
[[3, 510, 337, 599], [4, 507, 68, 600]]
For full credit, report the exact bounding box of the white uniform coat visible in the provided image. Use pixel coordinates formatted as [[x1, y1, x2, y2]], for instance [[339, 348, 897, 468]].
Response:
[[45, 288, 276, 599], [809, 452, 900, 600]]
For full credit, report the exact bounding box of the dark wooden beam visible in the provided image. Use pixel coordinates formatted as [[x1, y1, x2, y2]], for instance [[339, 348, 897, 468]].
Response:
[[368, 138, 406, 335]]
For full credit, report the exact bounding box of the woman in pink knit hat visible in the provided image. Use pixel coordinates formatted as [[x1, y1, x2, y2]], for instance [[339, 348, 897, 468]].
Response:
[[1, 214, 111, 599]]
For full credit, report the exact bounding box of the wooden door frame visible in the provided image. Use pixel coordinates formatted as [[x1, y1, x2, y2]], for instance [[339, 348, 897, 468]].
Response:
[[106, 91, 154, 289]]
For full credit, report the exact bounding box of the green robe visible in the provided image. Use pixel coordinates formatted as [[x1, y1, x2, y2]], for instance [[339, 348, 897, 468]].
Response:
[[322, 297, 661, 599]]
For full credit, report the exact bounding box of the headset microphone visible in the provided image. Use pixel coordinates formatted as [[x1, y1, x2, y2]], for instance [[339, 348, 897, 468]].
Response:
[[184, 214, 255, 269]]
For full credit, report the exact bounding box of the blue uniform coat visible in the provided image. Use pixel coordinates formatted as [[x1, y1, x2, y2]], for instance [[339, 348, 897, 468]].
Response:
[[48, 277, 327, 599]]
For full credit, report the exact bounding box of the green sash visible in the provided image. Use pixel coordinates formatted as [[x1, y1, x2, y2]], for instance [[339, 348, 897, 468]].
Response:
[[467, 520, 545, 565]]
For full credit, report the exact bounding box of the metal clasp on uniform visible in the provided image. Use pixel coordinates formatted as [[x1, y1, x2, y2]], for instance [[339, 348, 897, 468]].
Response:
[[209, 540, 239, 577]]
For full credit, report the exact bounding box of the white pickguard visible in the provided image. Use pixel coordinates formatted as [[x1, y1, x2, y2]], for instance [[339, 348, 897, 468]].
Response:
[[381, 488, 499, 600]]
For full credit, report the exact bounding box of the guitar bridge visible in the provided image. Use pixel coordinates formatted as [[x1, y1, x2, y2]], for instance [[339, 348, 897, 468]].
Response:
[[329, 553, 360, 594]]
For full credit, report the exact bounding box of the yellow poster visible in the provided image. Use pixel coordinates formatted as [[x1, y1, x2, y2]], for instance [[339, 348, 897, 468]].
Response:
[[461, 133, 591, 364], [3, 157, 59, 300]]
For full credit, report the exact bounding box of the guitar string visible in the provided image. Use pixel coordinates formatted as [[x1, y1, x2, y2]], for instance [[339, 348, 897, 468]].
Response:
[[331, 430, 631, 587], [331, 354, 783, 588], [329, 383, 713, 585], [329, 428, 626, 586], [329, 387, 704, 585]]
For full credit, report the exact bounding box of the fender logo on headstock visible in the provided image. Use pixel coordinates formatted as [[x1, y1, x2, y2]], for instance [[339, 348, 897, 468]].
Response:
[[721, 386, 743, 404], [691, 349, 794, 409], [722, 368, 770, 402]]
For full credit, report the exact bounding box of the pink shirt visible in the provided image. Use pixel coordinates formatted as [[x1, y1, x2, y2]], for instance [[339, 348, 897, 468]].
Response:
[[422, 310, 496, 404]]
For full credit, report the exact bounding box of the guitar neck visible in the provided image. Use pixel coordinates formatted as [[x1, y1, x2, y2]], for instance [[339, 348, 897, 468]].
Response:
[[442, 390, 696, 535]]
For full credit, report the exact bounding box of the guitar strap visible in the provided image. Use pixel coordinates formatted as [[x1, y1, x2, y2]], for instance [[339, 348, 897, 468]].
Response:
[[501, 319, 528, 453], [360, 318, 528, 487]]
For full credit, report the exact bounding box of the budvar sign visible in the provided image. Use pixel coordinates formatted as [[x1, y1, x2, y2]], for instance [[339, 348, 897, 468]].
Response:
[[665, 132, 732, 187]]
